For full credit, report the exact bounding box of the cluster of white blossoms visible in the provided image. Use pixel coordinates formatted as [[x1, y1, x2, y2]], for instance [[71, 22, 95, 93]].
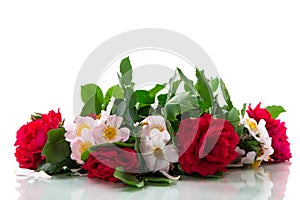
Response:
[[239, 116, 274, 165], [64, 98, 130, 164]]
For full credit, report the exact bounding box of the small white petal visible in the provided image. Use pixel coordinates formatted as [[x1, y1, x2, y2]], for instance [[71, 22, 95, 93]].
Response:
[[142, 153, 157, 171], [150, 129, 166, 149], [117, 127, 130, 142], [139, 137, 154, 153], [163, 145, 178, 163], [154, 158, 170, 171], [236, 147, 246, 156], [241, 151, 256, 164]]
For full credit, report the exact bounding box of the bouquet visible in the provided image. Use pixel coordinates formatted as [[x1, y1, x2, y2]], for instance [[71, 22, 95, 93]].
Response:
[[14, 57, 291, 187]]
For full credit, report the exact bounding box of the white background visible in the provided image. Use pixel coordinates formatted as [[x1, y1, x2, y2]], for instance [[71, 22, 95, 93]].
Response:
[[0, 1, 299, 199]]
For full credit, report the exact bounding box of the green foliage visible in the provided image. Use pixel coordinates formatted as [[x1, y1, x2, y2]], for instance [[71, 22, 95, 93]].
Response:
[[195, 69, 213, 108], [81, 84, 103, 104], [114, 167, 145, 188], [177, 68, 197, 94], [42, 128, 70, 163], [241, 103, 247, 118], [211, 77, 219, 92], [37, 158, 77, 175], [135, 90, 155, 105], [80, 94, 102, 116], [225, 107, 240, 130], [149, 84, 166, 97], [119, 57, 133, 86], [165, 92, 196, 121], [220, 79, 233, 110], [266, 105, 286, 119]]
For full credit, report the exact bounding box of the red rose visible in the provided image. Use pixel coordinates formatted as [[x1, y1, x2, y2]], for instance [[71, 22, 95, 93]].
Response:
[[177, 114, 239, 176], [14, 110, 62, 169], [82, 146, 138, 182], [247, 103, 291, 162]]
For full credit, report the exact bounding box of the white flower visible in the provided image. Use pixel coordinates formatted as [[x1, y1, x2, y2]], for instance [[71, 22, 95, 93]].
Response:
[[257, 138, 274, 162], [140, 116, 178, 172], [240, 117, 274, 162], [64, 116, 96, 142], [141, 116, 170, 142], [70, 128, 96, 164], [92, 115, 130, 144], [241, 118, 269, 143]]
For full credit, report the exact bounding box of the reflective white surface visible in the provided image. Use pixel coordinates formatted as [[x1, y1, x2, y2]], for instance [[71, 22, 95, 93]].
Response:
[[6, 162, 290, 200]]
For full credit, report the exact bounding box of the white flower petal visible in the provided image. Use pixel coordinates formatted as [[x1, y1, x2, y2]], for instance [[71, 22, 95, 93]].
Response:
[[81, 129, 95, 144], [91, 126, 106, 144], [142, 153, 156, 171], [75, 116, 95, 128], [106, 115, 123, 128], [148, 116, 167, 130], [117, 127, 130, 142], [154, 158, 170, 172], [70, 138, 84, 165], [236, 147, 246, 156], [161, 130, 171, 144], [139, 137, 153, 153], [162, 145, 178, 163], [64, 123, 77, 142], [241, 151, 256, 164], [150, 130, 166, 149]]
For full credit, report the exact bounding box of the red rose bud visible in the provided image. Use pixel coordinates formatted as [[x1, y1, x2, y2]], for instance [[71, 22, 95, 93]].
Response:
[[14, 109, 62, 170], [177, 114, 240, 176]]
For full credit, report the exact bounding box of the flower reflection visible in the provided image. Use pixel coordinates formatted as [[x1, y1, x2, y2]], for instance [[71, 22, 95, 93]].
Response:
[[15, 162, 290, 200]]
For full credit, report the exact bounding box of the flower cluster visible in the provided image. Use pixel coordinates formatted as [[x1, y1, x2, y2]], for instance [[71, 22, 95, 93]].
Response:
[[14, 57, 291, 187]]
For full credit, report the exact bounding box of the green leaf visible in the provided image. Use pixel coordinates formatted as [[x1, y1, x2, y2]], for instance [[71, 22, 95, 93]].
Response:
[[165, 92, 196, 121], [81, 150, 90, 162], [149, 84, 166, 97], [37, 158, 77, 175], [137, 105, 152, 117], [157, 93, 167, 107], [241, 103, 247, 118], [211, 77, 219, 92], [88, 142, 133, 152], [119, 57, 132, 86], [220, 79, 233, 110], [105, 85, 124, 100], [115, 100, 127, 116], [205, 171, 223, 179], [239, 139, 261, 154], [80, 94, 102, 116], [81, 84, 103, 104], [135, 90, 155, 105], [195, 69, 213, 108], [266, 105, 286, 119], [225, 107, 240, 130], [177, 68, 197, 94], [144, 177, 174, 185], [114, 167, 144, 188], [166, 71, 181, 102], [42, 128, 70, 163]]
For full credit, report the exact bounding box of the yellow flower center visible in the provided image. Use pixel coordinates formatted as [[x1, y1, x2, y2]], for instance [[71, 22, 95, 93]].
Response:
[[104, 126, 117, 141], [246, 119, 258, 131], [96, 113, 101, 120], [152, 125, 164, 132], [79, 141, 92, 154], [153, 147, 163, 158], [76, 123, 90, 136]]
